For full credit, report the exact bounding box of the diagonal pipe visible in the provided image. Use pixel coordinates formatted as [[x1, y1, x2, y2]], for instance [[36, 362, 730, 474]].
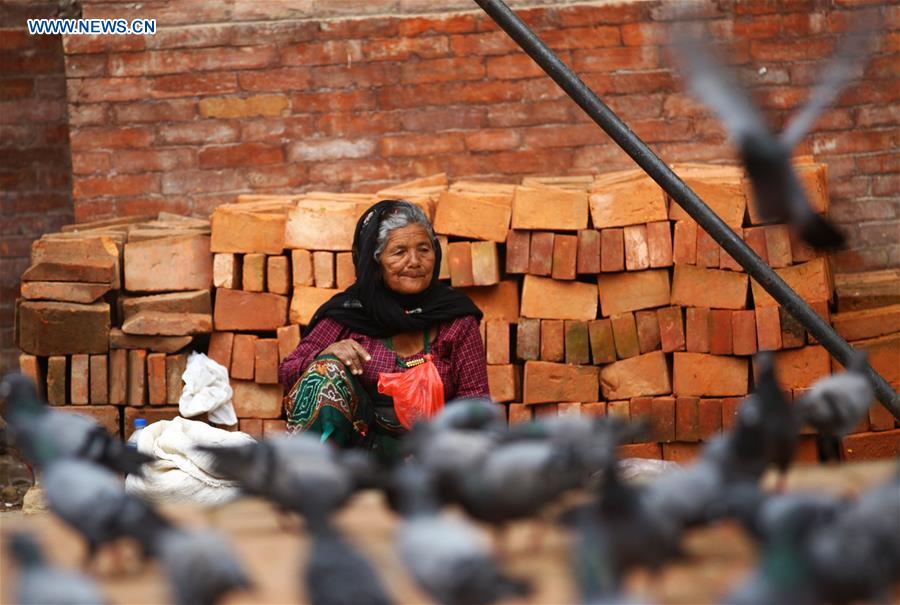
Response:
[[474, 0, 899, 417]]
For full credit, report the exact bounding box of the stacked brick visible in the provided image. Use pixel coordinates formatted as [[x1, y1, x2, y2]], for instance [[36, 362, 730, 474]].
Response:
[[15, 214, 214, 437]]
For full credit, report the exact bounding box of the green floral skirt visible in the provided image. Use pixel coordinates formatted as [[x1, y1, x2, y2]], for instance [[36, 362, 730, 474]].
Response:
[[283, 355, 404, 463]]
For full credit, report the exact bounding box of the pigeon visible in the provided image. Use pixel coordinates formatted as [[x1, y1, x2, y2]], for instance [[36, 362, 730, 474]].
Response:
[[198, 433, 373, 520], [154, 527, 252, 605], [674, 18, 877, 250], [392, 464, 531, 605], [7, 531, 109, 605], [41, 456, 171, 564], [747, 352, 799, 487], [1, 372, 153, 476], [426, 397, 507, 434], [795, 351, 875, 461], [304, 512, 393, 605]]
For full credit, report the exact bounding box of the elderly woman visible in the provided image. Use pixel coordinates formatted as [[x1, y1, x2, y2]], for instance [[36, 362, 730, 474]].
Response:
[[278, 200, 489, 459]]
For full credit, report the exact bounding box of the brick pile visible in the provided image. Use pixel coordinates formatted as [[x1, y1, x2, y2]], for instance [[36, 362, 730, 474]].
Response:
[[14, 162, 899, 458]]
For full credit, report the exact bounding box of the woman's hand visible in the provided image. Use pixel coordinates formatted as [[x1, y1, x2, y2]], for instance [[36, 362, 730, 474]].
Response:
[[322, 339, 371, 375]]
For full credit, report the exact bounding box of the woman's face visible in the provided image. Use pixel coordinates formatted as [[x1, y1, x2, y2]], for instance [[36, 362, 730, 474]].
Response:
[[379, 223, 435, 295]]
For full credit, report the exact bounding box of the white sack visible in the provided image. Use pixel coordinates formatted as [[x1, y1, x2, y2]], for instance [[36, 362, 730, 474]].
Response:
[[178, 351, 237, 426]]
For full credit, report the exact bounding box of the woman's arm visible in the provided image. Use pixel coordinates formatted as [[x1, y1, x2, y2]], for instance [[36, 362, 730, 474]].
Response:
[[278, 318, 345, 389], [449, 315, 491, 399]]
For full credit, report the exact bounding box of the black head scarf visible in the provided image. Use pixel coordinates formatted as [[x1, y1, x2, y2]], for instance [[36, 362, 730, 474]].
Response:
[[305, 199, 483, 338]]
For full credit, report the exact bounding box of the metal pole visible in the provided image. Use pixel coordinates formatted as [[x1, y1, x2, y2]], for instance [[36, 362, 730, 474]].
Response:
[[474, 0, 899, 416]]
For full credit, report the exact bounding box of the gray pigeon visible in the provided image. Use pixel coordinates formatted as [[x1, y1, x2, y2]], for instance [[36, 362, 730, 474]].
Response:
[[427, 397, 507, 434], [7, 531, 109, 605], [155, 527, 252, 605], [392, 464, 531, 605], [42, 457, 171, 563], [795, 351, 875, 461], [674, 18, 877, 249], [197, 433, 371, 520], [1, 372, 153, 476], [304, 514, 393, 605]]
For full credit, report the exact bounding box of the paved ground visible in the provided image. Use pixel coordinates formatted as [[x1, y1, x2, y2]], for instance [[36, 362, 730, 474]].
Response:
[[1, 460, 896, 604]]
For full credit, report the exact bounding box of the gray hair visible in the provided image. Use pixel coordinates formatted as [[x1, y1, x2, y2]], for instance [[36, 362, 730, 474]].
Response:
[[373, 200, 436, 261]]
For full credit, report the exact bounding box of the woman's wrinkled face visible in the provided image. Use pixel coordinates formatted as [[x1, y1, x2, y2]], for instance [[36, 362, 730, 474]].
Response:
[[379, 224, 435, 295]]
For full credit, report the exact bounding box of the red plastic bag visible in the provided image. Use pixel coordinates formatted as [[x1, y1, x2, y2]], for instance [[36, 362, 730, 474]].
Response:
[[377, 354, 445, 429]]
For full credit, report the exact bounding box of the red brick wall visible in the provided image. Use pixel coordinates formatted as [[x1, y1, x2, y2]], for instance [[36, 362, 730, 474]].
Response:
[[0, 2, 74, 374]]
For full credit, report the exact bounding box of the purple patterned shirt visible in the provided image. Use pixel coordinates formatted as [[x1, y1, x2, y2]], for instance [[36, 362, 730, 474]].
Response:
[[278, 315, 490, 401]]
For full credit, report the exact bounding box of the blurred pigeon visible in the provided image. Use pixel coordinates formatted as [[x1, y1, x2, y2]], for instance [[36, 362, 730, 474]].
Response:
[[155, 527, 252, 605], [42, 457, 171, 564], [198, 433, 374, 520], [427, 397, 506, 434], [7, 531, 109, 605], [1, 372, 153, 476], [674, 18, 877, 249], [304, 513, 393, 605], [392, 463, 531, 605], [795, 351, 875, 461], [748, 352, 798, 487]]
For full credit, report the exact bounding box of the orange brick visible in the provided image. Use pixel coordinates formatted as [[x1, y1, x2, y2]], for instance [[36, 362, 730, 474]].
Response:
[[487, 364, 520, 403], [646, 221, 673, 268], [434, 191, 510, 243], [214, 289, 288, 331], [462, 280, 520, 323], [276, 324, 301, 363], [286, 199, 366, 252], [685, 307, 710, 353], [534, 403, 558, 418], [127, 349, 147, 406], [590, 170, 668, 228], [262, 419, 288, 436], [231, 334, 258, 381], [657, 306, 685, 353], [832, 304, 900, 342], [732, 310, 758, 356], [588, 319, 616, 365], [564, 320, 591, 365], [17, 354, 43, 398], [742, 226, 769, 264], [255, 338, 279, 384], [266, 255, 291, 295], [507, 403, 533, 424], [629, 396, 653, 442], [239, 418, 263, 439], [751, 258, 832, 308], [47, 356, 67, 405], [806, 300, 830, 345], [599, 228, 624, 272], [582, 402, 607, 417], [146, 352, 167, 405], [290, 286, 340, 326], [708, 309, 734, 355], [208, 331, 235, 369], [70, 354, 89, 405], [231, 379, 283, 418], [437, 236, 451, 280], [719, 228, 745, 273], [486, 319, 510, 364], [558, 402, 582, 417], [789, 230, 817, 263], [721, 397, 742, 431], [516, 318, 540, 361], [312, 251, 335, 289], [242, 253, 266, 292], [89, 354, 107, 404], [599, 351, 671, 400], [108, 348, 126, 405], [764, 225, 792, 269], [837, 334, 898, 395], [755, 306, 783, 351], [841, 429, 900, 461], [618, 442, 661, 459], [291, 249, 314, 287], [335, 252, 355, 289], [123, 406, 177, 439], [675, 396, 701, 441], [780, 307, 807, 349], [869, 402, 895, 432], [673, 219, 697, 265], [597, 269, 670, 317], [635, 310, 661, 354], [512, 185, 588, 230], [213, 253, 240, 289], [528, 231, 554, 276], [211, 207, 285, 254], [671, 264, 749, 310], [668, 164, 747, 227], [663, 442, 701, 463], [523, 361, 599, 404], [576, 229, 601, 274], [762, 345, 831, 391], [471, 241, 500, 286], [651, 396, 676, 442], [611, 312, 640, 359], [540, 319, 565, 362], [551, 234, 578, 280], [673, 353, 748, 397], [795, 436, 819, 463], [696, 228, 720, 269], [165, 353, 187, 404], [505, 230, 530, 274], [521, 275, 598, 321], [606, 399, 630, 420], [698, 398, 722, 440], [623, 224, 650, 271]]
